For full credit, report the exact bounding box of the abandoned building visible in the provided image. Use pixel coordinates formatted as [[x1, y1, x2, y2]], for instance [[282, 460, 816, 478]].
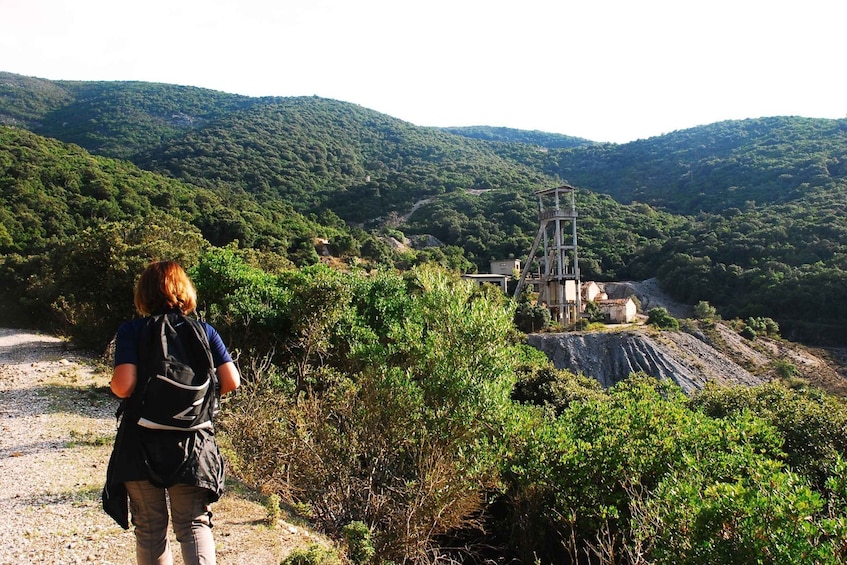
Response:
[[594, 296, 638, 324]]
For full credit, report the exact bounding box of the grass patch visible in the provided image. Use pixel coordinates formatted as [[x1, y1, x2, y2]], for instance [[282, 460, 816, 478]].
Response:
[[43, 383, 115, 414], [65, 429, 112, 448]]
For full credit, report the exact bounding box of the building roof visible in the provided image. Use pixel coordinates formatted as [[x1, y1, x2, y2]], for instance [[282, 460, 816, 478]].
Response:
[[597, 298, 635, 306]]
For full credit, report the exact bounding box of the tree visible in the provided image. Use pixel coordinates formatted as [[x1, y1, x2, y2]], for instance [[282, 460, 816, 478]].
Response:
[[647, 307, 679, 330], [693, 300, 717, 320], [29, 217, 207, 349], [514, 300, 552, 333], [584, 300, 607, 323]]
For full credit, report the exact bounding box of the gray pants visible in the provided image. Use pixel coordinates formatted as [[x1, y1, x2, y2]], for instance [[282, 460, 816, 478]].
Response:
[[125, 480, 216, 565]]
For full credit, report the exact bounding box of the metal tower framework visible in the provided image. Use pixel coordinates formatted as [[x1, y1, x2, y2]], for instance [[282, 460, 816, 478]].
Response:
[[513, 184, 581, 324]]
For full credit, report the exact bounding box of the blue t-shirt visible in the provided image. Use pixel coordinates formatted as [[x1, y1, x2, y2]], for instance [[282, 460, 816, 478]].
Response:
[[113, 317, 232, 368]]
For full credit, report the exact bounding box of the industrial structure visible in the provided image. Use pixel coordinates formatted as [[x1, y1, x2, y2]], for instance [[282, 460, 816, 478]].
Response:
[[513, 184, 581, 324]]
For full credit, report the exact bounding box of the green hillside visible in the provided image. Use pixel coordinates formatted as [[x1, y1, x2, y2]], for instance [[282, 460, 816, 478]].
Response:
[[485, 116, 847, 215], [2, 72, 847, 342], [0, 72, 254, 159], [135, 96, 554, 223], [0, 126, 335, 257], [442, 125, 595, 148]]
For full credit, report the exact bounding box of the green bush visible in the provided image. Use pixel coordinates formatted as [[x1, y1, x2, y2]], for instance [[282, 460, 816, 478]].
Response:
[[646, 307, 680, 330], [265, 493, 282, 526], [690, 382, 847, 490], [693, 300, 718, 320], [27, 217, 206, 349], [636, 458, 836, 564], [342, 521, 375, 565], [501, 375, 790, 563], [773, 359, 799, 379], [746, 316, 780, 337], [583, 300, 607, 323], [513, 300, 551, 333], [281, 544, 341, 565], [511, 363, 604, 416], [220, 266, 522, 562], [740, 324, 758, 340]]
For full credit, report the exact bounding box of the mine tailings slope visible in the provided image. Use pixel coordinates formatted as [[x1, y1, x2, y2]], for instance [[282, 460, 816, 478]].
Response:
[[525, 322, 845, 394]]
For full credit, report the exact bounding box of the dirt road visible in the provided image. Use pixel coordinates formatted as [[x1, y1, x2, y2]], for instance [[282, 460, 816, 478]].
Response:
[[0, 328, 316, 564]]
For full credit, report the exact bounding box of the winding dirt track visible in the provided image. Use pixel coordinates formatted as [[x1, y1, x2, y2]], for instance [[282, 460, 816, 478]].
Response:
[[0, 328, 314, 564]]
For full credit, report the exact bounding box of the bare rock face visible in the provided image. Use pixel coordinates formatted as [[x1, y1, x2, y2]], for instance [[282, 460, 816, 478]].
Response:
[[527, 329, 765, 394]]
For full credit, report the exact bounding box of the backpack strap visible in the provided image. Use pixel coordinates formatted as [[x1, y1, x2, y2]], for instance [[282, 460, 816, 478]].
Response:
[[175, 314, 218, 405], [128, 314, 164, 419]]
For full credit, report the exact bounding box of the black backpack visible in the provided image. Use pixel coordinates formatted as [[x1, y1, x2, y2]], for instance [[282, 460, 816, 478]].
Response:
[[135, 312, 218, 432], [103, 313, 220, 522]]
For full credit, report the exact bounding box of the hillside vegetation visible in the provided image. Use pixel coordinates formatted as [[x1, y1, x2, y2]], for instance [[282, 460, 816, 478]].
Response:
[[3, 72, 847, 342], [42, 246, 847, 564], [4, 71, 847, 562]]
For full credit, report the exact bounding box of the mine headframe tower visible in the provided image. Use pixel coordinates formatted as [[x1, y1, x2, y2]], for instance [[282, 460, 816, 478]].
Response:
[[513, 184, 581, 324]]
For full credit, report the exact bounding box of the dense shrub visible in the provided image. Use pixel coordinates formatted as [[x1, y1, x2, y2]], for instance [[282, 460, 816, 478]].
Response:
[[583, 300, 607, 323], [635, 458, 841, 564], [25, 217, 206, 349], [511, 362, 604, 416], [281, 544, 342, 565], [693, 300, 718, 320], [646, 307, 680, 330], [690, 382, 847, 490], [513, 297, 552, 333], [342, 521, 376, 565], [746, 316, 781, 337], [217, 265, 522, 563], [500, 375, 847, 563], [507, 376, 748, 560]]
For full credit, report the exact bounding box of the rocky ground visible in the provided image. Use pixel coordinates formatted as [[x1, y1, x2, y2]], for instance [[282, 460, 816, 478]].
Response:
[[528, 322, 847, 395], [530, 278, 847, 396], [0, 328, 324, 565]]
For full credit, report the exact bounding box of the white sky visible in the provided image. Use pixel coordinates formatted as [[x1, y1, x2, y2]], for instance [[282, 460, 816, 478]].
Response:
[[2, 0, 845, 143]]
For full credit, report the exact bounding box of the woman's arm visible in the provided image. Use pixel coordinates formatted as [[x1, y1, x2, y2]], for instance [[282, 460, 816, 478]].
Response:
[[111, 363, 137, 398], [217, 361, 241, 395]]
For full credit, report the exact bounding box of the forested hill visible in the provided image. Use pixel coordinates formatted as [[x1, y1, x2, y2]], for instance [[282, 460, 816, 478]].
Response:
[[441, 125, 595, 149], [2, 71, 847, 343], [483, 116, 847, 215]]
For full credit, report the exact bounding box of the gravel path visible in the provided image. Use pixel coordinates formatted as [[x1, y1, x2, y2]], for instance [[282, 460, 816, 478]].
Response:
[[0, 328, 318, 564]]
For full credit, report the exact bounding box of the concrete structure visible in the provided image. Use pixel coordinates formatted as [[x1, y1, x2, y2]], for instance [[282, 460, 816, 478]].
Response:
[[461, 273, 510, 292], [581, 281, 605, 304], [490, 259, 521, 277], [596, 297, 638, 323]]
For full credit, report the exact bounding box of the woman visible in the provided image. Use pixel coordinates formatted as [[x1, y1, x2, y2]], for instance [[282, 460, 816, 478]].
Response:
[[105, 260, 240, 565]]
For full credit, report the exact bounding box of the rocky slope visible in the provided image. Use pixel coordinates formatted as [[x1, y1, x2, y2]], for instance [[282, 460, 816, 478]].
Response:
[[528, 326, 762, 393], [528, 279, 847, 396], [528, 322, 847, 395]]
